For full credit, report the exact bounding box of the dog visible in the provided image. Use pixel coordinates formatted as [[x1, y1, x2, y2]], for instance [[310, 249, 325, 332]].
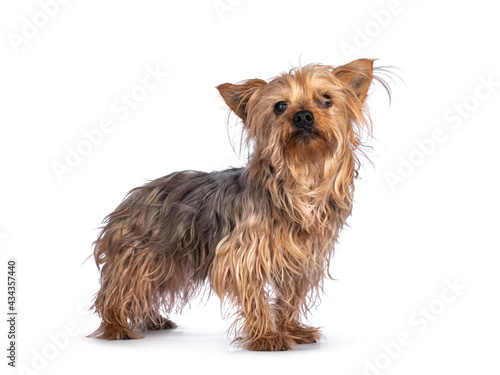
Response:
[[90, 58, 388, 351]]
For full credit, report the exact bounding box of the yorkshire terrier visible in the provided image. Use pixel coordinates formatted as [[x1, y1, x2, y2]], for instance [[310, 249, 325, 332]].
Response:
[[90, 58, 387, 351]]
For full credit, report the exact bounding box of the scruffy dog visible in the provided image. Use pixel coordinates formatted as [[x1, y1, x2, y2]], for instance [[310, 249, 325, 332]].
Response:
[[90, 58, 387, 351]]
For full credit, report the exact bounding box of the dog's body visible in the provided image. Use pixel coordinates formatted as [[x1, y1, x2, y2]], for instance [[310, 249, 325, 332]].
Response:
[[91, 59, 385, 351]]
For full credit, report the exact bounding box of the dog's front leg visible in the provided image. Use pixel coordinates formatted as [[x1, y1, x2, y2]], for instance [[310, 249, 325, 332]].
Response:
[[274, 277, 323, 345], [211, 232, 296, 351]]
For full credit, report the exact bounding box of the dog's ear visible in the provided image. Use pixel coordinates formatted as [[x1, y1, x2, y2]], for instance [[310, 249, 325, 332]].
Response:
[[217, 79, 267, 121], [333, 59, 374, 103]]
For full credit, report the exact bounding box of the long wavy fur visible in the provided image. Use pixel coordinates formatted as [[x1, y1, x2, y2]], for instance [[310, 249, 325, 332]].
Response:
[[90, 58, 389, 351]]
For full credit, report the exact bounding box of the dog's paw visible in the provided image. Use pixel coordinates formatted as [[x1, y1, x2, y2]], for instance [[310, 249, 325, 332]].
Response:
[[241, 334, 295, 351], [289, 324, 322, 345], [145, 316, 177, 331]]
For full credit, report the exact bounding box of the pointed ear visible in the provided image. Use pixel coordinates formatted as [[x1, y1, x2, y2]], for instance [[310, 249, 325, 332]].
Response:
[[334, 59, 374, 103], [216, 79, 267, 121]]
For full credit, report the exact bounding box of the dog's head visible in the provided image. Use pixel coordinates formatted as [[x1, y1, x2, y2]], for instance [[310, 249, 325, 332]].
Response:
[[217, 59, 379, 196]]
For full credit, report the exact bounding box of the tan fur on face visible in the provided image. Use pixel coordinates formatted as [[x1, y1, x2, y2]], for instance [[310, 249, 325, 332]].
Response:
[[90, 59, 388, 351]]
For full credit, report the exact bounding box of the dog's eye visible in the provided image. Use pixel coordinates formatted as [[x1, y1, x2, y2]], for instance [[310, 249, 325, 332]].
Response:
[[318, 94, 333, 108], [274, 101, 287, 114]]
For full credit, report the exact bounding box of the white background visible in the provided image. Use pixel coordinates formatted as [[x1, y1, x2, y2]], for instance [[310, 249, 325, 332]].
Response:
[[1, 0, 499, 374]]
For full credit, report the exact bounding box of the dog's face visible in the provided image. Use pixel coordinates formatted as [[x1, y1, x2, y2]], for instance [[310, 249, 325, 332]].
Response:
[[217, 59, 375, 181]]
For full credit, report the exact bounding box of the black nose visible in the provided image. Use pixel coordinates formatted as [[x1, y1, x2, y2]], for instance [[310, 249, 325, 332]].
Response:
[[293, 110, 314, 129]]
